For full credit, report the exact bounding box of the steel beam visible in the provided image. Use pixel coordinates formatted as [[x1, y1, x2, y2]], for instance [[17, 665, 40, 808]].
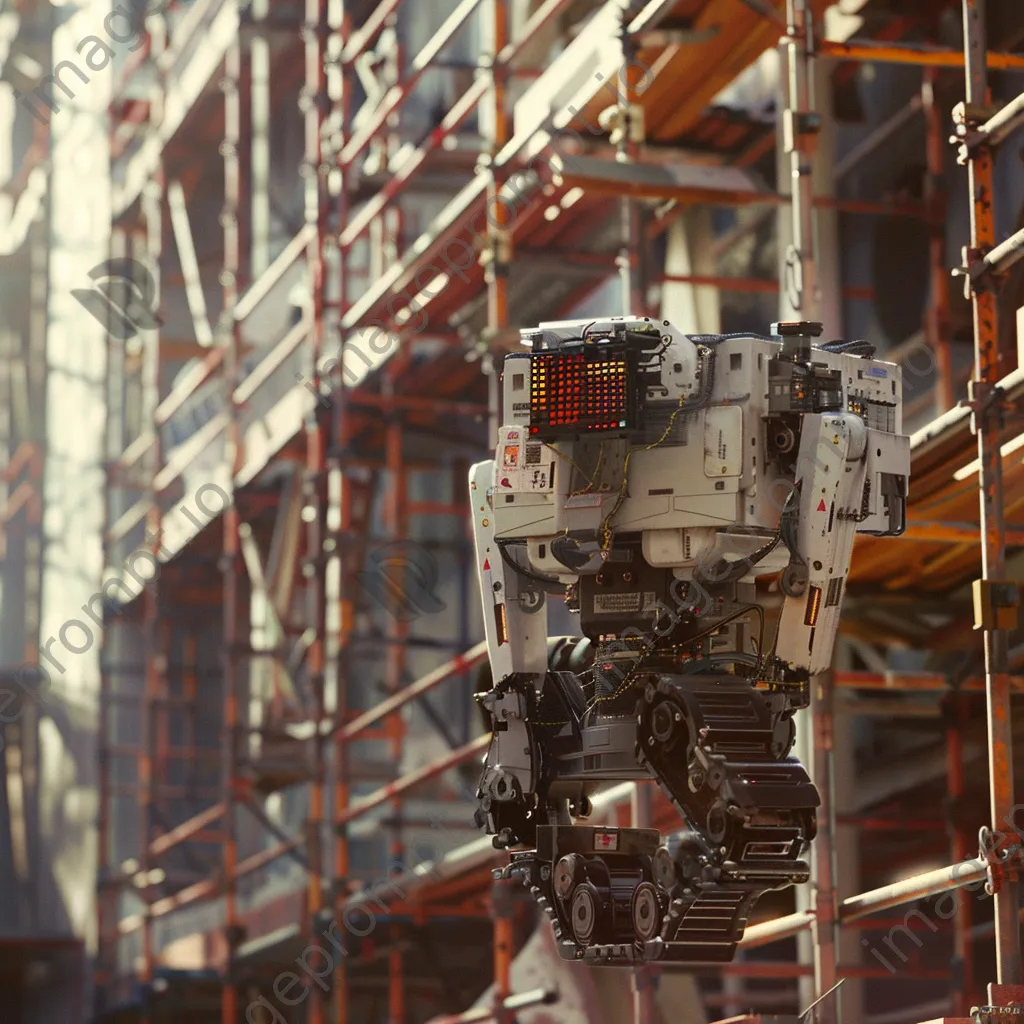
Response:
[[835, 94, 923, 182], [334, 735, 490, 827], [167, 180, 214, 346], [250, 0, 271, 277], [117, 836, 305, 933], [341, 0, 402, 64], [902, 520, 1024, 545], [485, 11, 514, 1008], [819, 37, 1024, 71], [923, 67, 954, 416], [233, 224, 317, 321], [946, 693, 973, 1014], [339, 76, 490, 250], [336, 642, 488, 740], [616, 11, 645, 318], [340, 0, 486, 170], [330, 6, 354, 1016], [148, 802, 226, 858], [832, 669, 1024, 692], [337, 0, 577, 252], [219, 29, 243, 1024]]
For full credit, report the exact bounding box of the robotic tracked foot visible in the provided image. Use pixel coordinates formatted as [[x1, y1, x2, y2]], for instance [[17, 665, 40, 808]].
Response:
[[498, 825, 810, 966]]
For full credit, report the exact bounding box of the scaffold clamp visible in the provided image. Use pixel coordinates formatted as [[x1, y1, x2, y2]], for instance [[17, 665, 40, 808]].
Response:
[[972, 579, 1021, 632], [979, 824, 1022, 896], [952, 245, 993, 298], [950, 100, 998, 164], [959, 378, 1007, 436], [971, 1005, 1024, 1023]]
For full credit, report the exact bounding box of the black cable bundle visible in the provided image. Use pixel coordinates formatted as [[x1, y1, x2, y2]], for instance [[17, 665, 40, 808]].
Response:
[[820, 338, 876, 357]]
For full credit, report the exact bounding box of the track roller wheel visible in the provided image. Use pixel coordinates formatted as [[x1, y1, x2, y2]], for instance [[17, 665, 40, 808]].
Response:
[[631, 881, 662, 941]]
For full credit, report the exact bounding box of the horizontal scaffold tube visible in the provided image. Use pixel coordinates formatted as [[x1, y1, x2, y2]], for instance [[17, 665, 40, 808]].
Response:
[[428, 987, 558, 1024], [741, 855, 988, 948]]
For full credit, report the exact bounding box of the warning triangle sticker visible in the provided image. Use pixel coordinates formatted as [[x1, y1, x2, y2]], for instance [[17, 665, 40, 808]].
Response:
[[816, 499, 827, 512], [482, 558, 490, 570]]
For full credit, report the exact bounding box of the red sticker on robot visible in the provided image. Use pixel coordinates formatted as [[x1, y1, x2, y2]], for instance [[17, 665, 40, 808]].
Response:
[[816, 499, 826, 511], [593, 830, 619, 851]]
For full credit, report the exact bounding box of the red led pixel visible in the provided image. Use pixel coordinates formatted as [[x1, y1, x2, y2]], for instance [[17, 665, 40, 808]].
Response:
[[528, 348, 634, 438]]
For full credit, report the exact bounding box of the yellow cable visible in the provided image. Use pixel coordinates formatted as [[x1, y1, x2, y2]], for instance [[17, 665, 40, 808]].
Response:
[[576, 442, 605, 496], [583, 603, 760, 713], [544, 443, 594, 489], [599, 392, 689, 552]]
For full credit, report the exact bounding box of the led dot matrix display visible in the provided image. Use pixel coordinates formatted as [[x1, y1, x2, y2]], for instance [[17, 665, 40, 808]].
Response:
[[528, 348, 634, 438]]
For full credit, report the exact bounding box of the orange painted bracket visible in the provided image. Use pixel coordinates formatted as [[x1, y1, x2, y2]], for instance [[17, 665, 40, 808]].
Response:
[[989, 982, 1024, 1005]]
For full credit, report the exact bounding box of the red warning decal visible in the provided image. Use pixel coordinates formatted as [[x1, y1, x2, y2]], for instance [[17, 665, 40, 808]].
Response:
[[482, 558, 490, 571], [816, 499, 827, 512]]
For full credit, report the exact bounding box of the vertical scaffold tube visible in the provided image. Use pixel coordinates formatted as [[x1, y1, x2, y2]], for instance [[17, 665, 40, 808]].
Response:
[[961, 0, 1021, 985]]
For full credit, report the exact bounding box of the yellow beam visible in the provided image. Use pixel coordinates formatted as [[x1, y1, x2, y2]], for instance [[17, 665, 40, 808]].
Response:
[[819, 39, 1024, 71], [902, 520, 1024, 545]]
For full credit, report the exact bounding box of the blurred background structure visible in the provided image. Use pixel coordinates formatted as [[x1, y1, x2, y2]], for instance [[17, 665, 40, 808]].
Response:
[[2, 0, 1024, 1021]]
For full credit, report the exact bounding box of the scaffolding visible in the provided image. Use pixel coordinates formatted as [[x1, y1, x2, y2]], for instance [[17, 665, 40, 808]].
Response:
[[82, 0, 1024, 1022]]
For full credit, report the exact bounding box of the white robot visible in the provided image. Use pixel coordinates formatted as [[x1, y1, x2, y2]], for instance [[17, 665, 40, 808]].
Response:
[[469, 317, 909, 964]]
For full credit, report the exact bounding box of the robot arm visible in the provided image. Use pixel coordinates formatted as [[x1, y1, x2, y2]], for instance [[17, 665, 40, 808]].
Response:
[[469, 459, 552, 840], [775, 412, 909, 674], [469, 459, 550, 684]]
